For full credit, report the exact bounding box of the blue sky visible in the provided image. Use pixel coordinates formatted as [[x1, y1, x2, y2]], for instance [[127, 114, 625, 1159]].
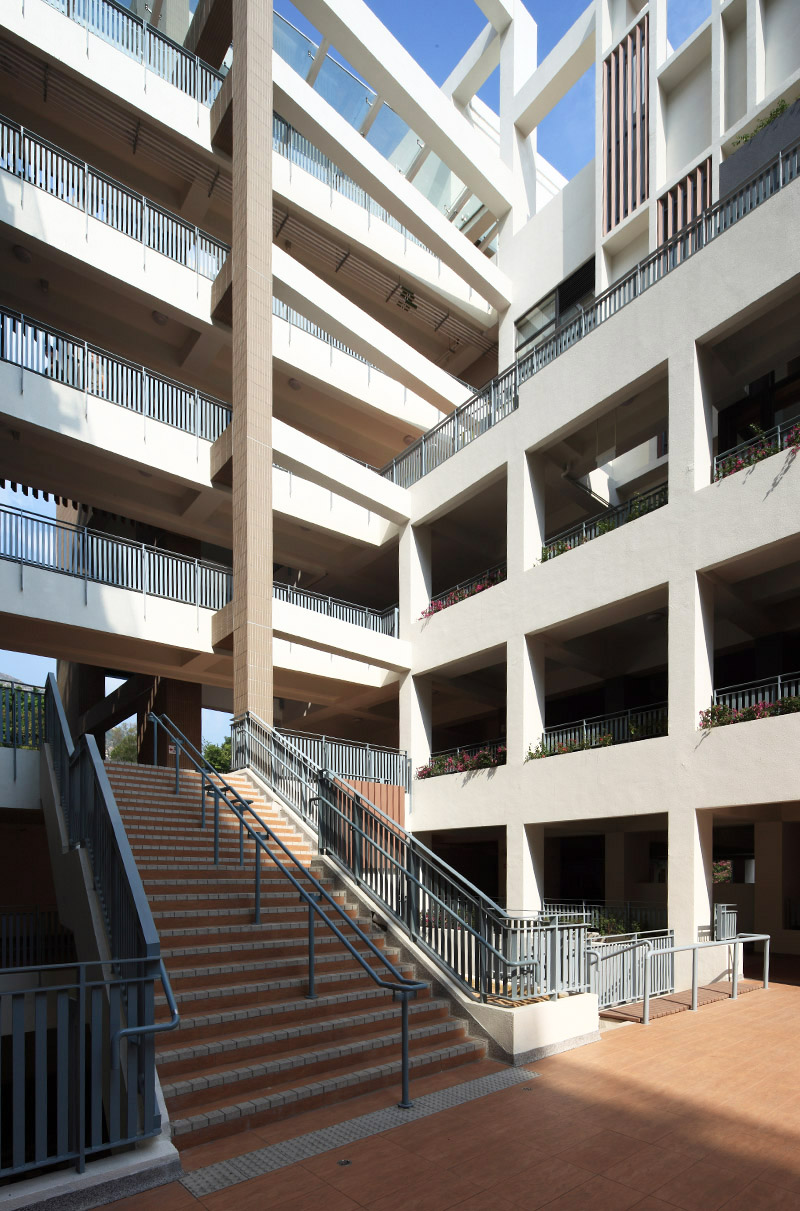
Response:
[[3, 0, 711, 741]]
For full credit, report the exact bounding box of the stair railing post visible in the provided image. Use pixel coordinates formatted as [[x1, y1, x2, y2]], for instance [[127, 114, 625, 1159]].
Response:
[[152, 716, 158, 767], [174, 737, 180, 794], [213, 788, 220, 866], [306, 898, 318, 1000], [200, 771, 206, 828], [642, 945, 651, 1025], [732, 941, 740, 999], [239, 813, 244, 866], [397, 991, 412, 1109], [254, 839, 261, 924], [691, 946, 698, 1011], [763, 937, 770, 989]]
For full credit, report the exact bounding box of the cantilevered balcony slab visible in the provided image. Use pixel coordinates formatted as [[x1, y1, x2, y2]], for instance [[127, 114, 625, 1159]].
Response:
[[272, 465, 398, 549], [272, 598, 410, 673]]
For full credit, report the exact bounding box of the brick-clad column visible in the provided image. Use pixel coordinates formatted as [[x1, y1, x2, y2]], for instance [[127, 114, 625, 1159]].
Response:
[[231, 0, 273, 723]]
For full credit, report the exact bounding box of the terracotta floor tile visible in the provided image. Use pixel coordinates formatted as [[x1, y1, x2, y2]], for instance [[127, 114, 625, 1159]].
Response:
[[721, 1179, 800, 1210], [653, 1160, 751, 1210], [363, 1166, 481, 1211], [105, 1182, 200, 1210], [301, 1137, 443, 1205], [179, 1130, 267, 1172], [447, 1195, 514, 1211], [534, 1174, 644, 1210], [558, 1128, 649, 1175], [603, 1142, 697, 1194], [500, 1155, 595, 1209], [200, 1163, 326, 1211]]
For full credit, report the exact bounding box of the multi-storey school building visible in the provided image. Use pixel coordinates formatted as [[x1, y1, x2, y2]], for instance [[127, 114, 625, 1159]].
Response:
[[0, 0, 799, 1202]]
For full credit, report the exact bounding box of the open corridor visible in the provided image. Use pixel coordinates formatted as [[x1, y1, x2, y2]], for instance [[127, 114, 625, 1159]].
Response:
[[106, 971, 800, 1211]]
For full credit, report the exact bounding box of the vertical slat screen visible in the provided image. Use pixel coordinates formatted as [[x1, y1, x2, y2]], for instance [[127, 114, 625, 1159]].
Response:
[[603, 15, 649, 233]]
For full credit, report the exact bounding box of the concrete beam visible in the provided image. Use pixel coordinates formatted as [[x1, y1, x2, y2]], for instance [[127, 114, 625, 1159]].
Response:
[[513, 4, 595, 138], [474, 0, 514, 34], [443, 24, 501, 106]]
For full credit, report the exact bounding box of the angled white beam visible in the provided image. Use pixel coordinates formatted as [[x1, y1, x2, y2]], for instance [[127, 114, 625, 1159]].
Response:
[[273, 248, 465, 413], [290, 0, 513, 216], [513, 3, 596, 137], [443, 23, 501, 106], [306, 36, 331, 86], [273, 55, 512, 309], [474, 0, 513, 34]]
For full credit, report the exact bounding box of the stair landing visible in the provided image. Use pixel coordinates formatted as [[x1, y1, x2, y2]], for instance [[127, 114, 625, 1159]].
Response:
[[601, 979, 762, 1023]]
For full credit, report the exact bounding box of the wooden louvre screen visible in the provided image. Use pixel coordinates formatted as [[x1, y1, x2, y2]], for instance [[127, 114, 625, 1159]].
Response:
[[657, 156, 713, 244], [603, 15, 649, 234]]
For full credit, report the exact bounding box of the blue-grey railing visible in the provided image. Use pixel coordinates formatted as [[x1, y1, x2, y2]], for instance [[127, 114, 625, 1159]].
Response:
[[536, 703, 668, 755], [0, 116, 229, 279], [0, 504, 232, 610], [1, 678, 45, 751], [543, 899, 668, 934], [4, 675, 180, 1180], [380, 138, 800, 489], [541, 483, 668, 560], [418, 737, 507, 778], [714, 670, 800, 711], [273, 113, 428, 252], [589, 930, 675, 1011], [43, 0, 224, 107], [149, 712, 426, 1109], [231, 712, 587, 1002], [0, 307, 231, 442], [277, 728, 411, 790], [714, 413, 800, 480], [273, 296, 376, 369], [424, 561, 507, 616], [273, 580, 399, 636], [714, 904, 738, 941], [0, 906, 76, 968]]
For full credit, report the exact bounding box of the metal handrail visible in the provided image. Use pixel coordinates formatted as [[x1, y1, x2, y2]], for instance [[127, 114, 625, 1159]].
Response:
[[43, 0, 224, 108], [714, 412, 800, 479], [273, 580, 399, 636], [0, 115, 229, 279], [538, 702, 668, 754], [232, 712, 587, 1003], [639, 934, 770, 1022], [276, 727, 411, 789], [713, 670, 800, 709], [0, 306, 231, 441], [424, 562, 507, 615], [149, 711, 427, 1107], [380, 137, 800, 488], [0, 503, 232, 610], [542, 483, 668, 560]]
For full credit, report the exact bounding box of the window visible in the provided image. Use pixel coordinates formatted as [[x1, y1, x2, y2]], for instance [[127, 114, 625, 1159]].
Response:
[[515, 259, 595, 354]]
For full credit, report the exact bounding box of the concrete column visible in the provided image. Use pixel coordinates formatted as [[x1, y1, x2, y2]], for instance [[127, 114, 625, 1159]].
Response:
[[746, 0, 765, 111], [399, 673, 432, 776], [398, 523, 432, 635], [754, 820, 783, 940], [604, 830, 626, 903], [138, 678, 202, 769], [668, 344, 715, 503], [231, 0, 274, 723], [668, 572, 715, 736], [668, 806, 715, 985], [506, 634, 544, 764], [56, 660, 105, 752], [506, 822, 544, 913], [507, 450, 544, 577]]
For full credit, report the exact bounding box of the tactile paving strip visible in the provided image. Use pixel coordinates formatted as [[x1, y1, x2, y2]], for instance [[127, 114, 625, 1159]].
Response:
[[181, 1065, 538, 1197]]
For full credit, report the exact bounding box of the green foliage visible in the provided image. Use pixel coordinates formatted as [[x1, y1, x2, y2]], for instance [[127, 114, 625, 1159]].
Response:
[[713, 860, 733, 885], [107, 722, 138, 763], [699, 696, 800, 729], [731, 99, 788, 147], [203, 736, 231, 773], [526, 733, 614, 760]]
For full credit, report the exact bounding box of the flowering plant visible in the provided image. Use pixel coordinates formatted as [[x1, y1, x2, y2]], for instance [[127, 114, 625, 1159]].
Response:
[[525, 733, 613, 760], [699, 695, 800, 729], [415, 744, 506, 779], [420, 567, 506, 619]]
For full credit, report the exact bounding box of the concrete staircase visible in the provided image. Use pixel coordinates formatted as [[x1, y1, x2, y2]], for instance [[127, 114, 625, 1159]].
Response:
[[106, 761, 486, 1149]]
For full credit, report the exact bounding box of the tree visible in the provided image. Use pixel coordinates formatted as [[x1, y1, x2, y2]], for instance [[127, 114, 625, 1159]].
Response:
[[203, 736, 231, 773], [107, 722, 138, 763]]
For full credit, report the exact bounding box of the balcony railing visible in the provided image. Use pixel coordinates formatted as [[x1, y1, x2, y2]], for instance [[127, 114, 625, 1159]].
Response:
[[422, 561, 507, 617], [273, 296, 375, 369], [0, 906, 76, 968], [1, 678, 46, 751], [714, 413, 800, 480], [273, 580, 399, 636], [0, 307, 231, 442], [380, 137, 800, 489], [417, 737, 507, 779], [543, 899, 668, 934], [0, 116, 229, 279], [714, 671, 800, 711], [532, 703, 668, 757], [542, 482, 668, 561], [273, 114, 428, 252], [0, 504, 232, 610], [276, 728, 411, 789], [43, 0, 224, 107]]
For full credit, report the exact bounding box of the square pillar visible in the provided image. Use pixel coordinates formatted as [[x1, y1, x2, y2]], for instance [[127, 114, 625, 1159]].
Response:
[[668, 572, 715, 738], [506, 822, 544, 914], [604, 831, 626, 903], [506, 634, 545, 764], [668, 344, 715, 504], [231, 0, 274, 723], [754, 821, 783, 940], [399, 673, 432, 777], [668, 806, 715, 985], [399, 523, 432, 635], [506, 450, 545, 577]]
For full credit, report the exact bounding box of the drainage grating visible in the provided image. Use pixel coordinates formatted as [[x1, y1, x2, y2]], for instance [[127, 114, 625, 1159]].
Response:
[[181, 1066, 538, 1198]]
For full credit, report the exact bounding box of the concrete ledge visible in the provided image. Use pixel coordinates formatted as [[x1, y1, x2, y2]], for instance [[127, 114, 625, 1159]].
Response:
[[463, 993, 601, 1066], [0, 1138, 181, 1211]]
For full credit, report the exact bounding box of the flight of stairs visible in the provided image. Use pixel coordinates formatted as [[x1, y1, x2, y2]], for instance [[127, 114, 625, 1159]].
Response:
[[106, 761, 487, 1149]]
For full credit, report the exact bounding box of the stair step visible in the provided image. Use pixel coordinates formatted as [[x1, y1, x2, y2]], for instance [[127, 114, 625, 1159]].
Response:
[[157, 962, 416, 1013], [163, 945, 402, 988]]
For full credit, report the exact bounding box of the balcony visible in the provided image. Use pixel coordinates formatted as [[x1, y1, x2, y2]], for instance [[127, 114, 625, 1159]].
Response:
[[277, 728, 410, 788], [421, 562, 506, 618], [702, 671, 800, 729], [0, 116, 229, 280], [541, 483, 668, 561], [416, 738, 506, 779], [380, 137, 800, 488], [272, 580, 398, 637], [529, 702, 668, 758], [40, 0, 224, 108], [0, 306, 231, 441], [713, 414, 800, 480]]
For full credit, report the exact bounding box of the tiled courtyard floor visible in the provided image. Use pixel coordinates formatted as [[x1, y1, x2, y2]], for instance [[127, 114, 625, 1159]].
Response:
[[108, 976, 800, 1211]]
